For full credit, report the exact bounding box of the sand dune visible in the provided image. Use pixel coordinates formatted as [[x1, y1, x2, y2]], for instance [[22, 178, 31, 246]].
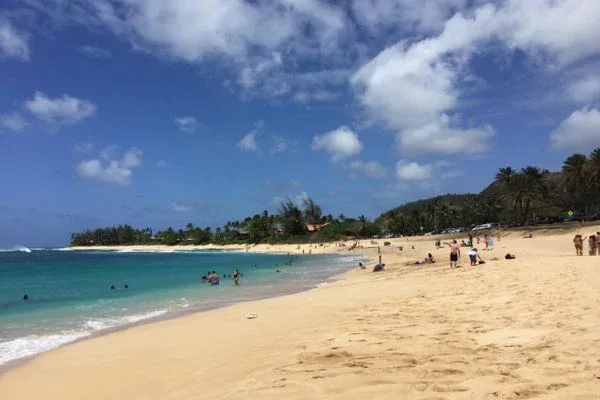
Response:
[[2, 228, 600, 399]]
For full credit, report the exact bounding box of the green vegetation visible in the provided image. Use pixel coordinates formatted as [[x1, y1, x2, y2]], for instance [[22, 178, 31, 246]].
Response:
[[70, 149, 600, 246]]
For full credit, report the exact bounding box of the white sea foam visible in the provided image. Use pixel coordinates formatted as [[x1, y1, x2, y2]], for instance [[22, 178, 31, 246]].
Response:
[[0, 246, 32, 253], [0, 331, 91, 365], [0, 310, 169, 366], [84, 309, 168, 331]]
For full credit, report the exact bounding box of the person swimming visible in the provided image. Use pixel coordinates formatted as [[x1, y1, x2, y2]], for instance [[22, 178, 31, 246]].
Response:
[[207, 271, 219, 285], [124, 284, 129, 289], [23, 294, 29, 301], [110, 285, 115, 290]]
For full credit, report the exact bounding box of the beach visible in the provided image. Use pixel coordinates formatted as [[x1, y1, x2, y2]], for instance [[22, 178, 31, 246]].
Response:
[[2, 227, 600, 399]]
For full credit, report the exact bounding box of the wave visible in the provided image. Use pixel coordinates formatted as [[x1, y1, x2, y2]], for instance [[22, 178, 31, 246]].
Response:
[[0, 309, 169, 366], [0, 331, 91, 365], [84, 309, 168, 331], [0, 246, 32, 253]]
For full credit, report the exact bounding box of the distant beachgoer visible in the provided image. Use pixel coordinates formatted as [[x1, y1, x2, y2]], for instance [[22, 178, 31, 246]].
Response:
[[415, 253, 435, 265], [505, 253, 516, 260], [461, 240, 467, 247], [483, 234, 489, 250], [372, 263, 385, 272], [468, 248, 482, 266], [477, 237, 481, 245], [276, 268, 281, 273], [589, 235, 597, 256], [450, 239, 460, 268], [468, 234, 473, 247], [110, 285, 115, 290], [359, 262, 365, 269], [124, 284, 129, 289], [488, 235, 495, 249], [233, 269, 240, 286], [23, 294, 29, 301], [573, 234, 586, 256], [208, 272, 219, 285]]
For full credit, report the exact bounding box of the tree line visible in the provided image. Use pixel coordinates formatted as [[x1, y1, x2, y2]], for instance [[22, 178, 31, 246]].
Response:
[[70, 198, 380, 246], [71, 148, 600, 246]]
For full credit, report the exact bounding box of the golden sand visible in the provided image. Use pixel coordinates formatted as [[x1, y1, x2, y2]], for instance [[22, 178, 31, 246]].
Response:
[[2, 227, 600, 399]]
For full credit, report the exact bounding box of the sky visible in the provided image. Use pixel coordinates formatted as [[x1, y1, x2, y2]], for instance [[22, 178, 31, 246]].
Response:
[[1, 0, 600, 247]]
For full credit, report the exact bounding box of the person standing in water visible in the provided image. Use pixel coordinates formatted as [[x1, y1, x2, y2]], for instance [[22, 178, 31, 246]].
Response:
[[450, 239, 460, 268], [233, 269, 240, 286]]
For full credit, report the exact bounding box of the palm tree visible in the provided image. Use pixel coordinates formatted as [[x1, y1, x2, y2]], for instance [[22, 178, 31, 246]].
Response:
[[562, 153, 588, 214], [519, 166, 546, 222], [495, 166, 516, 187]]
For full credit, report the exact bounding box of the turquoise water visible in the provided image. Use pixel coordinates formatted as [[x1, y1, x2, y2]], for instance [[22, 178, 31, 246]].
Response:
[[0, 248, 362, 365]]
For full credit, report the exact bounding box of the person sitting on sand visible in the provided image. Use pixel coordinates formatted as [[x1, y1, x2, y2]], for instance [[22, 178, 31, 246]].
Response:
[[505, 253, 516, 260], [358, 262, 366, 269], [372, 263, 385, 272], [415, 253, 435, 265], [468, 248, 483, 266], [589, 235, 597, 256], [461, 240, 467, 247], [573, 234, 586, 256]]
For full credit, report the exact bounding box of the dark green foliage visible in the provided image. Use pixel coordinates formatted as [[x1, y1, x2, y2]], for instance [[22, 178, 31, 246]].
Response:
[[70, 148, 600, 245]]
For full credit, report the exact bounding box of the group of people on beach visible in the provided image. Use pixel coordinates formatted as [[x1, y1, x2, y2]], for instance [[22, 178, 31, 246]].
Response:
[[572, 232, 600, 256]]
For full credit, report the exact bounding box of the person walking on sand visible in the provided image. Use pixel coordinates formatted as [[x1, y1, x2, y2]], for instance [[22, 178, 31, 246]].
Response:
[[589, 235, 597, 256], [573, 234, 586, 256], [450, 239, 460, 268]]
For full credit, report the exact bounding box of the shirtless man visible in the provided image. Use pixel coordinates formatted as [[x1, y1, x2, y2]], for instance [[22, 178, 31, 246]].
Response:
[[450, 239, 460, 268]]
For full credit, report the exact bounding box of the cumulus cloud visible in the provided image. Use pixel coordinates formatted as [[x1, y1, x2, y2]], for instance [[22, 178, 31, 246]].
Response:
[[0, 113, 28, 132], [396, 160, 434, 181], [174, 116, 200, 133], [347, 160, 387, 179], [567, 74, 600, 104], [312, 126, 362, 161], [76, 147, 142, 186], [550, 107, 600, 151], [238, 132, 260, 153], [24, 91, 97, 126], [78, 45, 112, 59], [0, 18, 30, 61]]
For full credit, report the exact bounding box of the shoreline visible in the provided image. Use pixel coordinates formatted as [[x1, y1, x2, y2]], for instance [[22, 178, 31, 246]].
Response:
[[0, 247, 374, 374], [3, 228, 600, 399]]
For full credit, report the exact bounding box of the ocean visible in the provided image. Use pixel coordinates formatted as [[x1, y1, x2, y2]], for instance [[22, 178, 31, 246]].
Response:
[[0, 247, 362, 366]]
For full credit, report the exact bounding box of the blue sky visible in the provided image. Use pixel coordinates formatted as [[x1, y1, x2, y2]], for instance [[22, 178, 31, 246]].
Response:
[[1, 0, 600, 247]]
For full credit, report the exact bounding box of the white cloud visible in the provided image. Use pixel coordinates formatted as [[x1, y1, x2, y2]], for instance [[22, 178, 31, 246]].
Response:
[[174, 116, 200, 133], [293, 90, 339, 103], [567, 74, 600, 104], [270, 135, 295, 154], [550, 107, 600, 151], [24, 91, 97, 126], [76, 147, 142, 186], [238, 132, 260, 153], [396, 160, 434, 181], [0, 113, 28, 132], [0, 18, 30, 61], [352, 0, 469, 34], [74, 142, 94, 153], [271, 191, 309, 207], [347, 160, 387, 179], [399, 115, 494, 154], [171, 202, 192, 212], [78, 45, 112, 59], [312, 126, 363, 161]]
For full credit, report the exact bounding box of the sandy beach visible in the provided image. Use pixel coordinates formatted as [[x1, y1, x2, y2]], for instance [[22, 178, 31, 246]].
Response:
[[2, 227, 600, 399]]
